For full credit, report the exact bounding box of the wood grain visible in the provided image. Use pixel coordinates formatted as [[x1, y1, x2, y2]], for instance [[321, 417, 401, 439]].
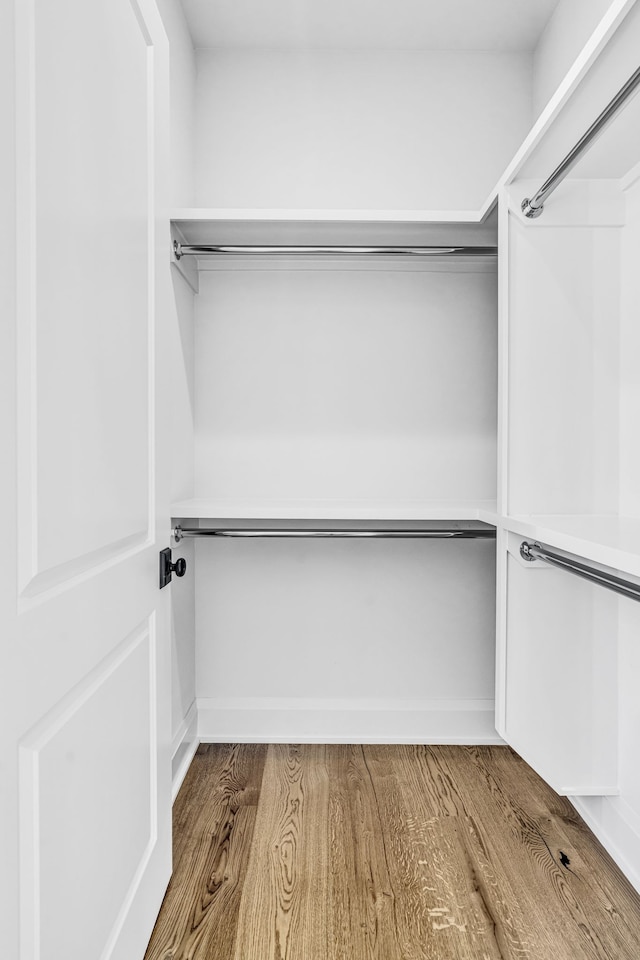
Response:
[[145, 744, 640, 960], [144, 743, 267, 960], [327, 744, 400, 960], [365, 744, 517, 959], [231, 743, 330, 960], [446, 745, 640, 959]]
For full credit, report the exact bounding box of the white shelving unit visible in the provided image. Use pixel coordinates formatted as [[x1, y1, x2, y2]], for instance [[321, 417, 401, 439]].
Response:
[[503, 514, 640, 581], [170, 202, 500, 745], [171, 207, 499, 227], [170, 209, 498, 255], [496, 0, 640, 806], [170, 208, 498, 292]]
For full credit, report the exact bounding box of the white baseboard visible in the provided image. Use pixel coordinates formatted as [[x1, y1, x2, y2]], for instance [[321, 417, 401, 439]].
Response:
[[171, 701, 199, 802], [570, 795, 640, 895], [197, 697, 503, 744]]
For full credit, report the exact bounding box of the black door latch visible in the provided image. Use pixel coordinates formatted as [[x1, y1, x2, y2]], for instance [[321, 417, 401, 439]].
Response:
[[159, 547, 187, 589]]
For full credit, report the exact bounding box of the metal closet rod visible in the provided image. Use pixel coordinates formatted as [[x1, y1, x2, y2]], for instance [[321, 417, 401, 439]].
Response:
[[173, 241, 497, 259], [522, 63, 640, 219], [173, 525, 496, 541], [520, 541, 640, 603]]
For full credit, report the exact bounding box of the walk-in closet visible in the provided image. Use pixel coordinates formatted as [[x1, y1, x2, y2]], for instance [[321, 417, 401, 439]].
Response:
[[3, 1, 640, 958]]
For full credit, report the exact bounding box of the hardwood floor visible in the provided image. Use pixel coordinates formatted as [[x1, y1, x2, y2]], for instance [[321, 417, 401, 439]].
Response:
[[144, 744, 640, 960]]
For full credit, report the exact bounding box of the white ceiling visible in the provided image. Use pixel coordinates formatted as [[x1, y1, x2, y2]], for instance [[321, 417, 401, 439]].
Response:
[[181, 0, 561, 51]]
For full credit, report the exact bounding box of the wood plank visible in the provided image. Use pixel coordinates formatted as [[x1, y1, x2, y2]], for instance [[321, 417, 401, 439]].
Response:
[[171, 742, 265, 873], [171, 743, 224, 870], [326, 744, 400, 960], [476, 747, 640, 947], [444, 746, 640, 960], [364, 744, 521, 959], [144, 743, 267, 960], [231, 743, 330, 960]]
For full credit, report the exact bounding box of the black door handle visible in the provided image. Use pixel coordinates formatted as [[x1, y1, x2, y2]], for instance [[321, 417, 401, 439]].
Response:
[[159, 548, 187, 589]]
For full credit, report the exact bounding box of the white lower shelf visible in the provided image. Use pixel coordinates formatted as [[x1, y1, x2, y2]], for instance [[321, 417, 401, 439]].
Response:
[[171, 498, 497, 525], [503, 514, 640, 580]]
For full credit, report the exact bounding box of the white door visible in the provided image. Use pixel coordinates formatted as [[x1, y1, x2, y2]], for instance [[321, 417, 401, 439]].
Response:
[[0, 2, 173, 959]]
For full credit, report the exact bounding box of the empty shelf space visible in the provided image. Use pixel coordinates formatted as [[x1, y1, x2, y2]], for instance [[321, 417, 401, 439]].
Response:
[[171, 498, 498, 525]]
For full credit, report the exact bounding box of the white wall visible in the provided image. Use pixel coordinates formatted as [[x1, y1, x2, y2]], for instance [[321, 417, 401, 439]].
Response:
[[168, 269, 196, 774], [532, 0, 613, 118], [0, 0, 17, 954], [195, 537, 498, 742], [619, 174, 640, 517], [155, 0, 198, 776], [194, 263, 498, 501], [194, 49, 533, 210], [192, 260, 499, 741], [506, 197, 621, 517], [155, 0, 196, 205]]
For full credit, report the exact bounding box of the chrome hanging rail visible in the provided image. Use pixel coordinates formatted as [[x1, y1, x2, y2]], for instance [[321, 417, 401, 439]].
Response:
[[173, 525, 496, 542], [521, 64, 640, 219], [173, 241, 497, 260], [520, 541, 640, 602]]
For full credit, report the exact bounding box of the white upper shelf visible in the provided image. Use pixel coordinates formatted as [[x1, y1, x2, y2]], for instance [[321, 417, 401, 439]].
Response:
[[170, 208, 498, 248], [171, 498, 498, 526]]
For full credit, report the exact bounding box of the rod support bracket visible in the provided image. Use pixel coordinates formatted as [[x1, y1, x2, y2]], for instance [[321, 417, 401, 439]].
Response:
[[173, 524, 184, 542], [520, 541, 538, 561], [521, 198, 544, 219], [173, 239, 183, 260]]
